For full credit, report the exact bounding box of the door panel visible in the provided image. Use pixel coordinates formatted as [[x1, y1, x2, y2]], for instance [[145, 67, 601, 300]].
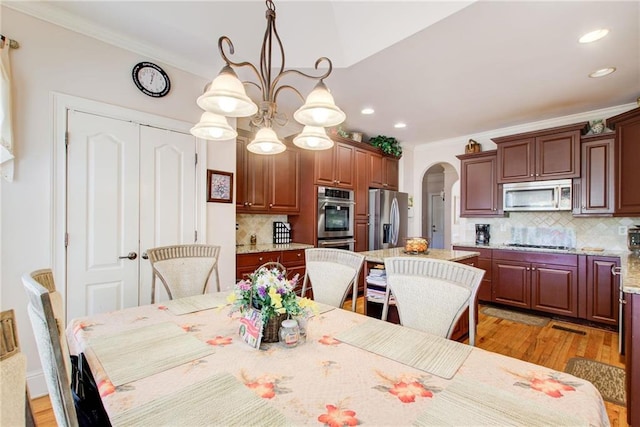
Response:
[[139, 126, 196, 304], [492, 260, 530, 308], [67, 110, 140, 322], [430, 194, 444, 249], [531, 264, 578, 317]]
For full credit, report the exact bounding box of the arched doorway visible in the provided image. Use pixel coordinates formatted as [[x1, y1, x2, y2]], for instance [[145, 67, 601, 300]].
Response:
[[421, 163, 458, 249]]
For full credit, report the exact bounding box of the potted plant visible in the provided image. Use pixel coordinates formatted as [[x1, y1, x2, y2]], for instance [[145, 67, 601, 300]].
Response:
[[369, 135, 402, 157]]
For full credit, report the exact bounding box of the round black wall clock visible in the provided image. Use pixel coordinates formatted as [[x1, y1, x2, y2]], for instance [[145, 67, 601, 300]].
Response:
[[132, 62, 171, 97]]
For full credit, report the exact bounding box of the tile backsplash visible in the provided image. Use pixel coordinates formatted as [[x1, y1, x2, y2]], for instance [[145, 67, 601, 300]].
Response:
[[455, 212, 640, 251], [236, 214, 288, 245]]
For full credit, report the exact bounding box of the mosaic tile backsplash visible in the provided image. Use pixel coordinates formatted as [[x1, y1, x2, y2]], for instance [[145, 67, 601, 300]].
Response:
[[236, 214, 288, 245], [455, 212, 640, 251]]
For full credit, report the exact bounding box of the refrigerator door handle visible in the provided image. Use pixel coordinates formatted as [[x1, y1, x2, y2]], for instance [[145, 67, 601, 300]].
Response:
[[390, 197, 400, 245]]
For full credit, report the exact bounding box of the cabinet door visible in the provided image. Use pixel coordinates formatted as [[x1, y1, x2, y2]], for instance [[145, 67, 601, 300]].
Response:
[[269, 148, 300, 213], [354, 149, 369, 221], [459, 152, 501, 216], [335, 143, 355, 188], [535, 131, 581, 180], [236, 135, 269, 212], [613, 109, 640, 215], [236, 136, 250, 210], [477, 257, 493, 302], [314, 146, 336, 186], [369, 152, 384, 188], [531, 264, 578, 317], [492, 260, 530, 308], [497, 138, 534, 183], [354, 220, 368, 254], [383, 157, 399, 190], [586, 256, 619, 326], [577, 136, 614, 215]]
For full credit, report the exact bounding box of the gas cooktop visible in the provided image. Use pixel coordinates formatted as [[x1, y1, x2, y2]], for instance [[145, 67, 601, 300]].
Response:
[[505, 243, 575, 250]]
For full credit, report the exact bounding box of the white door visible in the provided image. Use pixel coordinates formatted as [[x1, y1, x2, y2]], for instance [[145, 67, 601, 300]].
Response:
[[66, 111, 196, 322], [430, 193, 445, 249]]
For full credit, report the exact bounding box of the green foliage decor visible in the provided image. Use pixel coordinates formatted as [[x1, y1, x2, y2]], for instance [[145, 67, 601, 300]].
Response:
[[369, 135, 402, 157]]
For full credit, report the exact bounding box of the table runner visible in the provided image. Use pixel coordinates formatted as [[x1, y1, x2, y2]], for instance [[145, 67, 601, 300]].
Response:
[[334, 319, 472, 379], [414, 378, 585, 426], [89, 322, 215, 386], [110, 372, 289, 426], [164, 293, 228, 315]]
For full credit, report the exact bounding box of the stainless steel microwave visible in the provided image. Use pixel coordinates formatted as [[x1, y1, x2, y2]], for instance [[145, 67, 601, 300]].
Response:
[[503, 179, 572, 211]]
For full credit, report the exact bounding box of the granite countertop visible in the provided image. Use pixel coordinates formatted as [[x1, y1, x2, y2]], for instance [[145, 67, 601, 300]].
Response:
[[236, 242, 314, 255], [453, 242, 640, 295], [357, 247, 479, 264]]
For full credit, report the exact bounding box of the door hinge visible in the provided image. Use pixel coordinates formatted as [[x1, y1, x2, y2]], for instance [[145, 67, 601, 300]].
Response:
[[64, 233, 69, 248], [65, 132, 69, 147], [195, 153, 198, 166], [194, 230, 198, 242]]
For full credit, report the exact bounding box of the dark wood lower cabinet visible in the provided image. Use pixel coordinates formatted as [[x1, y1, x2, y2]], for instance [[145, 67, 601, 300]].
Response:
[[531, 264, 578, 317], [625, 292, 640, 425], [492, 260, 530, 308], [236, 249, 307, 295], [586, 256, 620, 326], [453, 246, 493, 302]]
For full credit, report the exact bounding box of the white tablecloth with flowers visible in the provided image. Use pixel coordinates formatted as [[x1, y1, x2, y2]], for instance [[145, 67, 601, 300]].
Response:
[[66, 294, 609, 426]]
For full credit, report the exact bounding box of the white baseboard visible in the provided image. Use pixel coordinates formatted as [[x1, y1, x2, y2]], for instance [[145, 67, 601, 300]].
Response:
[[27, 370, 48, 398]]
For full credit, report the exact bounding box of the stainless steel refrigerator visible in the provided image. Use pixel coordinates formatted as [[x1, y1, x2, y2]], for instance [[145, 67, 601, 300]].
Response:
[[368, 189, 409, 250]]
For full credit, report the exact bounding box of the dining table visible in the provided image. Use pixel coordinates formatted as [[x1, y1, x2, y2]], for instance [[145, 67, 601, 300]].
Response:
[[66, 292, 610, 426]]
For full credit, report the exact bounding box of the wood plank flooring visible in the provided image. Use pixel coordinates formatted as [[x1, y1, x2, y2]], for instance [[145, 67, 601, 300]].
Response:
[[33, 301, 627, 426]]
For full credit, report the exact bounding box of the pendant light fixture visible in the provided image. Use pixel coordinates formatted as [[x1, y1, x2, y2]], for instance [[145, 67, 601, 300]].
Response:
[[191, 0, 345, 154]]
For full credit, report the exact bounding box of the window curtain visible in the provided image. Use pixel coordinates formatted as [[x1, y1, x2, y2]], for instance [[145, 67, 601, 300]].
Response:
[[0, 39, 15, 182]]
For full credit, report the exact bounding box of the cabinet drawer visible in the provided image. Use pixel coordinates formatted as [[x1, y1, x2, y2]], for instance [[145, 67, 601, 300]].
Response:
[[492, 249, 577, 267], [282, 249, 305, 265], [236, 251, 280, 267]]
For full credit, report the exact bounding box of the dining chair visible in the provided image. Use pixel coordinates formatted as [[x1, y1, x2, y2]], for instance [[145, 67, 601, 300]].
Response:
[[147, 244, 221, 303], [382, 257, 485, 346], [1, 309, 36, 427], [301, 248, 365, 311], [22, 270, 79, 427]]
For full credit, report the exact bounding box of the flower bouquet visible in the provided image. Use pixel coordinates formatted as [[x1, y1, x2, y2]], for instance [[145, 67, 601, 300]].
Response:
[[227, 265, 317, 344]]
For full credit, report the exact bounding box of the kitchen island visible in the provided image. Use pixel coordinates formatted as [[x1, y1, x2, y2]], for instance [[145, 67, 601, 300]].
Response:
[[358, 247, 480, 264], [621, 252, 640, 425]]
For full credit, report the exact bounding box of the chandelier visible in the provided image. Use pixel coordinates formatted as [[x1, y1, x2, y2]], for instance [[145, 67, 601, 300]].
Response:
[[191, 0, 346, 155]]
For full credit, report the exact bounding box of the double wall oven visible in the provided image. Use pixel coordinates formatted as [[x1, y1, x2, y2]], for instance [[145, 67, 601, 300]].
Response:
[[317, 186, 355, 251]]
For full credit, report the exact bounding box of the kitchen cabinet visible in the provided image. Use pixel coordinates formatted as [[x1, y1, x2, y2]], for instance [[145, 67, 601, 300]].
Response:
[[456, 150, 504, 217], [369, 152, 399, 190], [493, 122, 588, 183], [573, 134, 615, 216], [236, 249, 306, 295], [607, 107, 640, 215], [236, 131, 301, 214], [314, 141, 355, 189], [354, 149, 369, 221], [584, 256, 620, 326], [453, 246, 493, 302], [492, 250, 578, 317], [625, 292, 640, 426]]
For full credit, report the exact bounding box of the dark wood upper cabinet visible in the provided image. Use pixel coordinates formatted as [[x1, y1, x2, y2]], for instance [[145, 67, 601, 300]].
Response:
[[354, 149, 369, 221], [607, 107, 640, 215], [493, 122, 588, 183], [314, 142, 355, 189], [456, 150, 504, 217], [573, 134, 615, 216], [268, 147, 301, 213], [369, 152, 399, 190]]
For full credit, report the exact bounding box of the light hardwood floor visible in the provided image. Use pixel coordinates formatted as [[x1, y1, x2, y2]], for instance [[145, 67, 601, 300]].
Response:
[[33, 301, 627, 426]]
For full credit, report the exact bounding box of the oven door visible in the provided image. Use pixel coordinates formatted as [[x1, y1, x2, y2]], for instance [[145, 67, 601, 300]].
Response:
[[318, 200, 354, 239], [317, 238, 355, 251]]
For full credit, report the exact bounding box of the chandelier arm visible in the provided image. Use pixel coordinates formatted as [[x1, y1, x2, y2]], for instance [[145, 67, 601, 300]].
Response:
[[273, 84, 305, 105], [218, 36, 267, 94], [270, 57, 334, 92]]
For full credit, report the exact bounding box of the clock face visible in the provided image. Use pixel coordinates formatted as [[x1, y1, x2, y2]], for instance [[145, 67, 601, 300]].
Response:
[[132, 62, 171, 97]]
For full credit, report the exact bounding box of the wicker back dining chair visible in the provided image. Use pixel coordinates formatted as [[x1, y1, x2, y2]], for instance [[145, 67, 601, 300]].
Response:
[[22, 270, 79, 427], [301, 248, 365, 311], [147, 244, 221, 303], [382, 257, 485, 346], [1, 309, 36, 427]]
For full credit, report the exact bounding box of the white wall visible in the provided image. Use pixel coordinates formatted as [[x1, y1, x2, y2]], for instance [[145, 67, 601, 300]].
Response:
[[0, 7, 237, 395]]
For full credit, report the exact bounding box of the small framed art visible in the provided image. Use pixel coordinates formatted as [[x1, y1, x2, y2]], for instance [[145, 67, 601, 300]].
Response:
[[207, 170, 233, 203]]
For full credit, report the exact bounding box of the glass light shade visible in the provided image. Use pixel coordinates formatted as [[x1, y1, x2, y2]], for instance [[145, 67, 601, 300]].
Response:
[[190, 112, 237, 141], [293, 81, 346, 127], [246, 127, 286, 155], [293, 126, 334, 150], [197, 65, 258, 117]]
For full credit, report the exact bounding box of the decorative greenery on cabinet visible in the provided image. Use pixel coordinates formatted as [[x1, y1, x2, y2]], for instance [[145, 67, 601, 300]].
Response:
[[369, 135, 402, 157]]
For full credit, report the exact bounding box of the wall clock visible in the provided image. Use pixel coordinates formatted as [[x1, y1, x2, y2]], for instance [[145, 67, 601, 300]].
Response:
[[132, 62, 171, 98]]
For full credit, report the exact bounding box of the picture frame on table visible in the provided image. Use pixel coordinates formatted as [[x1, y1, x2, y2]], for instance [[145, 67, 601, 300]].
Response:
[[207, 170, 233, 203]]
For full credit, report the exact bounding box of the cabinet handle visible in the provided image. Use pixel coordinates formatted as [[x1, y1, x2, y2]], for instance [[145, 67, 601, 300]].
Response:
[[248, 202, 253, 206], [269, 203, 273, 207], [582, 205, 585, 209], [530, 174, 534, 177], [259, 257, 263, 261], [619, 298, 627, 305], [526, 267, 530, 271], [536, 174, 539, 176], [531, 267, 536, 271], [244, 202, 249, 206], [612, 266, 622, 276]]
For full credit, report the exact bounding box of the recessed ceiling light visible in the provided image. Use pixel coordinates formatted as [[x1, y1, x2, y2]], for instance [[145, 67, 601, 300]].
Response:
[[589, 67, 616, 78], [394, 122, 407, 129], [579, 29, 609, 44], [361, 108, 375, 115]]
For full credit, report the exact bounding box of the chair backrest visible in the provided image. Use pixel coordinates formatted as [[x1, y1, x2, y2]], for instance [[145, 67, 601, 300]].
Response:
[[1, 309, 36, 427], [22, 270, 79, 427], [301, 248, 365, 311], [147, 244, 221, 303], [382, 257, 484, 346]]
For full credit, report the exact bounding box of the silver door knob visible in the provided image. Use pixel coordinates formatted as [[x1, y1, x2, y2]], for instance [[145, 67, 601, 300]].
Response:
[[119, 252, 137, 260], [142, 252, 149, 260]]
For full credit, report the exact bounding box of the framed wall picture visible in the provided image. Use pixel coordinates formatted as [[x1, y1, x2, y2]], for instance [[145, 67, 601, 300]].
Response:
[[207, 170, 233, 203]]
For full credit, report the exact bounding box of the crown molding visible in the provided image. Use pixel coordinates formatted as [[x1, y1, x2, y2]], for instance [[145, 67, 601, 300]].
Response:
[[4, 1, 211, 79]]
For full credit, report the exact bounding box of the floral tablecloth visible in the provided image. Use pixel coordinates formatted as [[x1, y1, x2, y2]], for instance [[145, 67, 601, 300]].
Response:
[[66, 294, 609, 426]]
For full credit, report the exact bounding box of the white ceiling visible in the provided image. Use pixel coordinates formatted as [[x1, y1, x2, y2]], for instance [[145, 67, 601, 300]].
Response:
[[8, 1, 640, 147]]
